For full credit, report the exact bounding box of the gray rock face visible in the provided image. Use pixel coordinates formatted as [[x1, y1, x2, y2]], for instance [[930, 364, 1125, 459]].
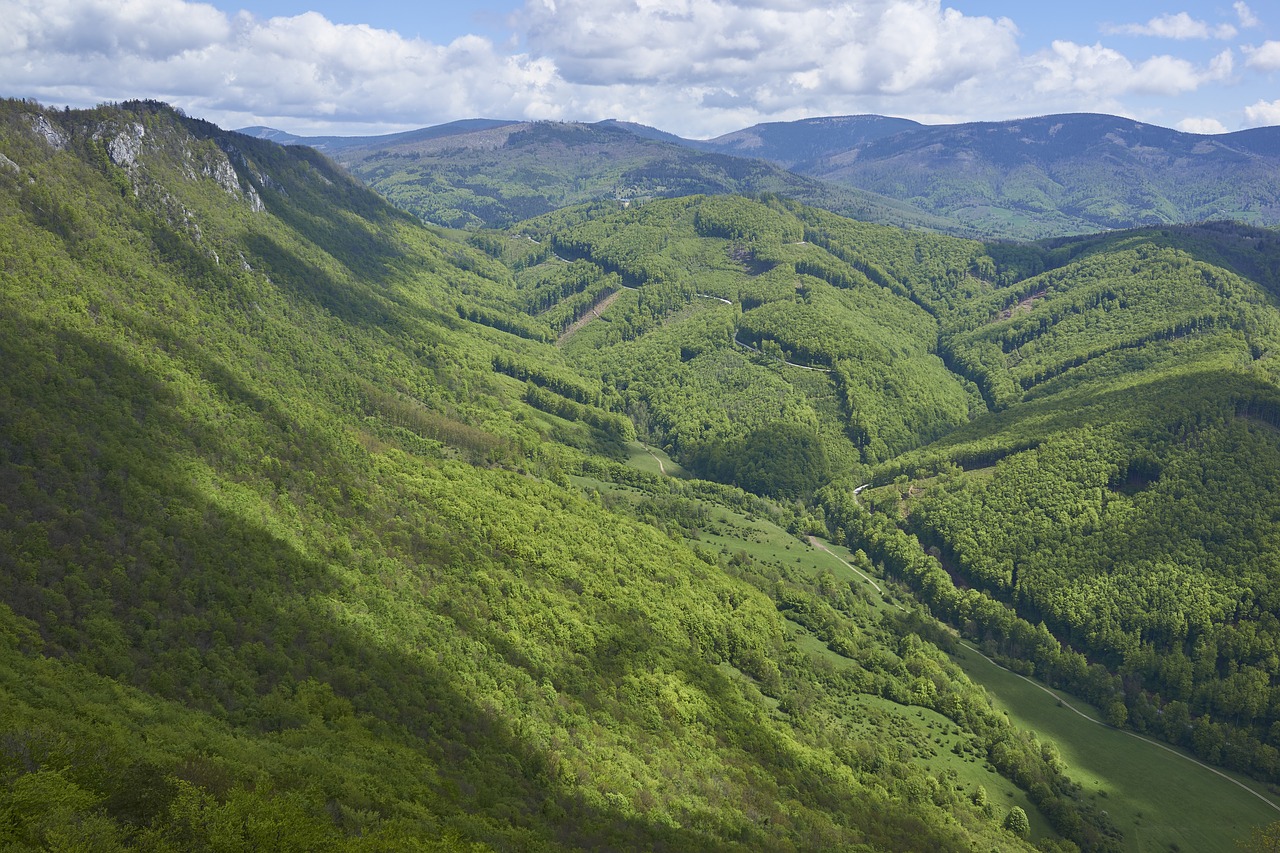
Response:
[[0, 152, 19, 174], [201, 149, 265, 212], [29, 115, 68, 150], [106, 123, 147, 167], [202, 151, 241, 196]]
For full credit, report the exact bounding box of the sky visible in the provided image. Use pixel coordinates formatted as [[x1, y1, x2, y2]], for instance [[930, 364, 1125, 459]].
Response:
[[3, 0, 1280, 139]]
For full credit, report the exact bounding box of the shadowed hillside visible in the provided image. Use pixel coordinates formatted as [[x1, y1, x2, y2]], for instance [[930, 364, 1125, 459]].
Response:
[[1, 98, 1119, 851]]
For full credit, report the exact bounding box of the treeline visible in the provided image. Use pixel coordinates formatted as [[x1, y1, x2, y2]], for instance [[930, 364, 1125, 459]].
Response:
[[692, 194, 803, 243], [712, 520, 1121, 851], [456, 302, 554, 342], [491, 353, 605, 406], [519, 258, 619, 314], [540, 280, 620, 334], [834, 372, 1280, 783], [684, 421, 830, 500], [523, 384, 637, 443]]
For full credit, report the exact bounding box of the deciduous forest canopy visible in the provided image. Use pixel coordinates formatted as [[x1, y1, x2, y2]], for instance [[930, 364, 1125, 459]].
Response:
[[4, 98, 1280, 851]]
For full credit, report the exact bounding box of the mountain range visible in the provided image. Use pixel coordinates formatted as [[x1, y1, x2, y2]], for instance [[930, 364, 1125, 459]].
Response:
[[242, 112, 1280, 239]]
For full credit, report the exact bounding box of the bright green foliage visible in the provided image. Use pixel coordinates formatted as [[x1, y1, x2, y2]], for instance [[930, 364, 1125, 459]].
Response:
[[517, 195, 980, 476], [0, 99, 1074, 851], [1005, 805, 1031, 838], [500, 183, 1280, 803], [7, 96, 1280, 851], [816, 220, 1280, 786]]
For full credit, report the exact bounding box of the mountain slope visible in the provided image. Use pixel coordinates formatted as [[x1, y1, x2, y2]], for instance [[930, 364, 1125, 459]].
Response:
[[808, 216, 1280, 788], [488, 188, 1280, 816], [238, 118, 521, 153], [248, 111, 1280, 240], [717, 113, 1280, 239], [0, 99, 1100, 851], [244, 119, 965, 233], [698, 114, 924, 170]]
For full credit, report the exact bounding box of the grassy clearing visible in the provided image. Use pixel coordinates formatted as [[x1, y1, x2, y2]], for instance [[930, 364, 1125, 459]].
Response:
[[624, 441, 690, 478], [950, 643, 1280, 852]]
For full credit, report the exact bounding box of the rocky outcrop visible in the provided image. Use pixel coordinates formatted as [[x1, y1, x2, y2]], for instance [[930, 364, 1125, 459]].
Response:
[[104, 123, 146, 167], [28, 114, 68, 150]]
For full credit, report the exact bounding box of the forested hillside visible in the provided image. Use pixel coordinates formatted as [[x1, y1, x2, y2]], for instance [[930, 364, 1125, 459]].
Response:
[[257, 111, 1280, 241], [721, 114, 1280, 240], [243, 120, 964, 234], [5, 98, 1280, 851], [817, 221, 1280, 784], [477, 190, 1280, 838], [0, 99, 1125, 851]]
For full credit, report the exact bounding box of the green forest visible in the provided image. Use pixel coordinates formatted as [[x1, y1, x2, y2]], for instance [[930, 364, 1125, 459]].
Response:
[[3, 99, 1280, 851]]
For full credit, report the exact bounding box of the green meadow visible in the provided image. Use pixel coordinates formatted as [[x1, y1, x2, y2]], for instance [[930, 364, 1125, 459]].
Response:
[[951, 642, 1280, 851]]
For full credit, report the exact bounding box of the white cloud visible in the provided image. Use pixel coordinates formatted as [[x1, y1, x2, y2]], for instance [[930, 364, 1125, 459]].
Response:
[[1, 0, 1040, 136], [1244, 41, 1280, 71], [1176, 116, 1228, 134], [1033, 42, 1232, 98], [1104, 12, 1236, 40], [1244, 99, 1280, 127], [0, 0, 562, 130], [1235, 2, 1260, 28], [0, 0, 1266, 137], [10, 0, 231, 58], [517, 0, 1019, 95]]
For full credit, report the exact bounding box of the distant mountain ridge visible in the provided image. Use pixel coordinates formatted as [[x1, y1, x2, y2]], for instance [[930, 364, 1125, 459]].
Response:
[[780, 113, 1280, 238], [240, 112, 1280, 238], [240, 118, 960, 232], [237, 118, 519, 153], [696, 114, 925, 170]]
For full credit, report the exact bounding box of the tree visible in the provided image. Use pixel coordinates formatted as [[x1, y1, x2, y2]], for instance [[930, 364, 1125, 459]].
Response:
[[733, 421, 830, 500], [1003, 805, 1030, 838], [1240, 820, 1280, 853]]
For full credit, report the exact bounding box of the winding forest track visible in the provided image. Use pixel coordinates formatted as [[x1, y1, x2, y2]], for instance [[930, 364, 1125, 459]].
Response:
[[641, 444, 668, 475], [807, 534, 908, 613], [732, 333, 833, 373]]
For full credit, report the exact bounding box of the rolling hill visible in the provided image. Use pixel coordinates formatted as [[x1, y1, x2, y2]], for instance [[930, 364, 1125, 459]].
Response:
[[240, 119, 966, 234], [247, 111, 1280, 240], [697, 113, 1280, 239], [488, 191, 1280, 835]]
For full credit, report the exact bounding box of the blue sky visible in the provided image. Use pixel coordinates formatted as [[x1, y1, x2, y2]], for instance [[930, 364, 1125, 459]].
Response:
[[4, 0, 1279, 137]]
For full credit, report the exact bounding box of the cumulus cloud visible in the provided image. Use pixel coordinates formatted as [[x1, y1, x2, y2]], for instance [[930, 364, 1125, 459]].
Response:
[[0, 0, 566, 131], [1244, 41, 1280, 71], [13, 0, 232, 59], [1176, 116, 1228, 134], [1244, 99, 1280, 127], [517, 0, 1019, 96], [1235, 2, 1260, 28], [1103, 12, 1236, 40], [0, 0, 1267, 136], [0, 0, 1037, 135], [1033, 42, 1232, 98]]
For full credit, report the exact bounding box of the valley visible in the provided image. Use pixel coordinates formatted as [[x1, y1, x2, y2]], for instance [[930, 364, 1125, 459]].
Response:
[[4, 97, 1280, 851]]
